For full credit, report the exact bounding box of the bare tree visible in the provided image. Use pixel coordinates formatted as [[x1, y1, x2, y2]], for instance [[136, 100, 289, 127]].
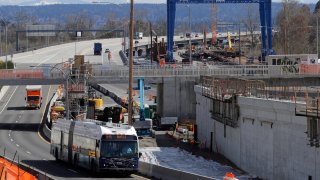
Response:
[[275, 0, 311, 54], [243, 4, 259, 55]]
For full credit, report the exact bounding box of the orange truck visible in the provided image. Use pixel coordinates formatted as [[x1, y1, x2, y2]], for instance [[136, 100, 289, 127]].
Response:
[[25, 85, 42, 109]]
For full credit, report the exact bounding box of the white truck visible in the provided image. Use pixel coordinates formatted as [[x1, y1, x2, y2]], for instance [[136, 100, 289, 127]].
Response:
[[135, 32, 143, 39], [155, 117, 178, 131]]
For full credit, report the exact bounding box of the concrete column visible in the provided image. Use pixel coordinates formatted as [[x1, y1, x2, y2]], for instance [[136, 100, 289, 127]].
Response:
[[157, 83, 163, 116]]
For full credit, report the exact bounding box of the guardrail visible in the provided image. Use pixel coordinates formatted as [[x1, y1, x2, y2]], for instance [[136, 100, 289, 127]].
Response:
[[0, 65, 317, 82]]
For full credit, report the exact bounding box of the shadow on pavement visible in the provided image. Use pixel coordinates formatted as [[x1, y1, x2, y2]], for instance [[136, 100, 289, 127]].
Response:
[[0, 123, 39, 131], [7, 106, 28, 111], [21, 159, 141, 179]]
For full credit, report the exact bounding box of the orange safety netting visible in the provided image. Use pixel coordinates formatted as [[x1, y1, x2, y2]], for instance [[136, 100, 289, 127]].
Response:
[[0, 157, 37, 180], [299, 64, 320, 74], [0, 70, 44, 79]]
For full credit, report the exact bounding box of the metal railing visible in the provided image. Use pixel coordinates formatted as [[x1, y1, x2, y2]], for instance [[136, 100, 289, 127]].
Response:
[[0, 65, 317, 81], [91, 65, 301, 78]]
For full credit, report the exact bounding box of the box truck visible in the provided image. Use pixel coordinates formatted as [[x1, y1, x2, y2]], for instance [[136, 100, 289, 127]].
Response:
[[25, 85, 42, 109]]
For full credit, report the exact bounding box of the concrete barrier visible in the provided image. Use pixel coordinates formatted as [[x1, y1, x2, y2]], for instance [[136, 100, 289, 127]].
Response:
[[40, 92, 59, 142], [119, 50, 128, 65], [138, 161, 217, 180]]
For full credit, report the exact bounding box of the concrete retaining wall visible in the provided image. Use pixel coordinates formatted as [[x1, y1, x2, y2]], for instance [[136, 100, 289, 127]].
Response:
[[159, 77, 199, 120], [138, 161, 216, 180], [195, 85, 320, 180]]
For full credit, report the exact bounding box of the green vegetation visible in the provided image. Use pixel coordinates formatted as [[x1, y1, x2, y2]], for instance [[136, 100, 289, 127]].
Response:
[[0, 61, 14, 69]]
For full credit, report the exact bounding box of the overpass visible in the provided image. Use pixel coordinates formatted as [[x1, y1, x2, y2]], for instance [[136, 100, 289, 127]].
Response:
[[0, 65, 319, 86]]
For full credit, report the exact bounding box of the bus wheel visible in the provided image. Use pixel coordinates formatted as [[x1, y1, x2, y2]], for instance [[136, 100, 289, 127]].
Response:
[[91, 160, 96, 174], [55, 149, 59, 162], [73, 154, 78, 168]]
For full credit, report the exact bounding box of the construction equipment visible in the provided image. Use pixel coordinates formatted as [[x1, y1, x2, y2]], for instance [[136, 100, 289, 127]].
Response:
[[225, 32, 235, 53], [133, 78, 154, 137]]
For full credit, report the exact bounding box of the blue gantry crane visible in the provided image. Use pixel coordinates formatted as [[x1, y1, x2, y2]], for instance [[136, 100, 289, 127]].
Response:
[[166, 0, 274, 62]]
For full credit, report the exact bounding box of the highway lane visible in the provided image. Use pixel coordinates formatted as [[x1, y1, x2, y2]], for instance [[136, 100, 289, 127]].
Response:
[[0, 85, 148, 180], [9, 37, 152, 67]]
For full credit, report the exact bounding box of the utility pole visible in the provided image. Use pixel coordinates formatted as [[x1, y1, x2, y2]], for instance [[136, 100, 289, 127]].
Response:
[[150, 21, 153, 64], [5, 25, 7, 69], [128, 0, 134, 125], [238, 24, 241, 65], [0, 26, 2, 57], [188, 5, 192, 64], [317, 15, 319, 58]]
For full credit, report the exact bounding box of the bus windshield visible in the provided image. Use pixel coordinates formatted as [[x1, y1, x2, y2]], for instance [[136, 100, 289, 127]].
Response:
[[27, 96, 39, 101], [100, 141, 138, 158]]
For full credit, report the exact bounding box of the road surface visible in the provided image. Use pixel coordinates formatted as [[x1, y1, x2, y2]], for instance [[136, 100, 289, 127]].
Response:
[[0, 38, 152, 179]]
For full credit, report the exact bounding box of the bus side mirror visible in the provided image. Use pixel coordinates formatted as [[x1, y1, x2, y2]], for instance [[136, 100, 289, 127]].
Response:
[[139, 152, 142, 158], [96, 140, 100, 147], [138, 136, 143, 140], [25, 97, 26, 101]]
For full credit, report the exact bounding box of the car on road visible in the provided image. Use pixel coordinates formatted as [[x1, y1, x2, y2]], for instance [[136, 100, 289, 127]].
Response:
[[135, 40, 139, 44], [105, 48, 110, 53]]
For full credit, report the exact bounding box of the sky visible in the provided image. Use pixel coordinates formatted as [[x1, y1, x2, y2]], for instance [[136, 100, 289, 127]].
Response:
[[0, 0, 317, 5]]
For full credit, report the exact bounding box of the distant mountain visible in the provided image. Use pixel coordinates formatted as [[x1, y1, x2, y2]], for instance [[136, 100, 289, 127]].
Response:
[[0, 0, 127, 5], [0, 3, 315, 26]]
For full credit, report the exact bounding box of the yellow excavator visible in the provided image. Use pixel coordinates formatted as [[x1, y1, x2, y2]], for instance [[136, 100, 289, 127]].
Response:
[[225, 32, 235, 53]]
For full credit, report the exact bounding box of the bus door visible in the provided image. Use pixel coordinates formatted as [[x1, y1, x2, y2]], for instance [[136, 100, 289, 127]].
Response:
[[60, 131, 63, 160], [68, 121, 76, 164]]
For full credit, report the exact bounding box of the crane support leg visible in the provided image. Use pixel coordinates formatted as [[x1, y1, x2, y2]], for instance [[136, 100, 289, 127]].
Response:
[[266, 0, 273, 54], [259, 1, 266, 58], [167, 0, 177, 62]]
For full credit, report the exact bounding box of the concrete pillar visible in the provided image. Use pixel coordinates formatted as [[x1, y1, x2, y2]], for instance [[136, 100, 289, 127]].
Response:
[[157, 83, 163, 116]]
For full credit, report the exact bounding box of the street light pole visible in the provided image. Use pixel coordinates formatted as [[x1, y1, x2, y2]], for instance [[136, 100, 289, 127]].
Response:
[[128, 0, 134, 125], [187, 5, 192, 65], [31, 65, 70, 120]]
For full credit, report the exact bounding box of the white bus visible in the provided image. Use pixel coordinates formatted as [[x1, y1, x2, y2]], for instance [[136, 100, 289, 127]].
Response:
[[50, 119, 141, 174]]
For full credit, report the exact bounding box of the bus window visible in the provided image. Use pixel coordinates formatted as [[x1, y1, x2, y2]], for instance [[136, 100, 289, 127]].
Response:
[[100, 141, 138, 158]]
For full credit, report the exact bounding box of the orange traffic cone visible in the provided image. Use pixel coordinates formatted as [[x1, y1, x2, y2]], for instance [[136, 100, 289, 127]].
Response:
[[223, 172, 237, 180]]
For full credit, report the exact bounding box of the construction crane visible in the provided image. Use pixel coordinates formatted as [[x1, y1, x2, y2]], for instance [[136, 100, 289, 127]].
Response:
[[211, 3, 218, 47]]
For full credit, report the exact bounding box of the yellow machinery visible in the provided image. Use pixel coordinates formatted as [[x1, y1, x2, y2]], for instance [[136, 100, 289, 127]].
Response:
[[225, 32, 235, 53]]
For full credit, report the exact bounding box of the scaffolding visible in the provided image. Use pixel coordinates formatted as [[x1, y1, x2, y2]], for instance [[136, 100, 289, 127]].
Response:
[[67, 56, 90, 120]]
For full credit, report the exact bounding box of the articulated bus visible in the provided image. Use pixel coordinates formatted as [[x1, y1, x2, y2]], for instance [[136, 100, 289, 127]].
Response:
[[50, 119, 141, 174]]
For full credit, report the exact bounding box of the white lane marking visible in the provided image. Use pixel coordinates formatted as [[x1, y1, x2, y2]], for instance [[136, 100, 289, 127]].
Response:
[[0, 86, 18, 114], [26, 151, 31, 155], [10, 139, 13, 142], [15, 120, 18, 123], [42, 159, 46, 160], [8, 134, 10, 137], [68, 169, 78, 173], [16, 144, 19, 147]]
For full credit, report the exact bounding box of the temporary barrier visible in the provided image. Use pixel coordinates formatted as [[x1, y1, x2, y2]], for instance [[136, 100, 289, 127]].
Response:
[[0, 157, 37, 180]]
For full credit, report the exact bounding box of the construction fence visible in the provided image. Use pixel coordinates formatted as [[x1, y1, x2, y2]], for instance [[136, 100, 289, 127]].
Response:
[[0, 147, 53, 180]]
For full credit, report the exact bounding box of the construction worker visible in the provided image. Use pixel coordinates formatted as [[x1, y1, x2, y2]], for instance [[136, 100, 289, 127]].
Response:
[[108, 52, 112, 63]]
